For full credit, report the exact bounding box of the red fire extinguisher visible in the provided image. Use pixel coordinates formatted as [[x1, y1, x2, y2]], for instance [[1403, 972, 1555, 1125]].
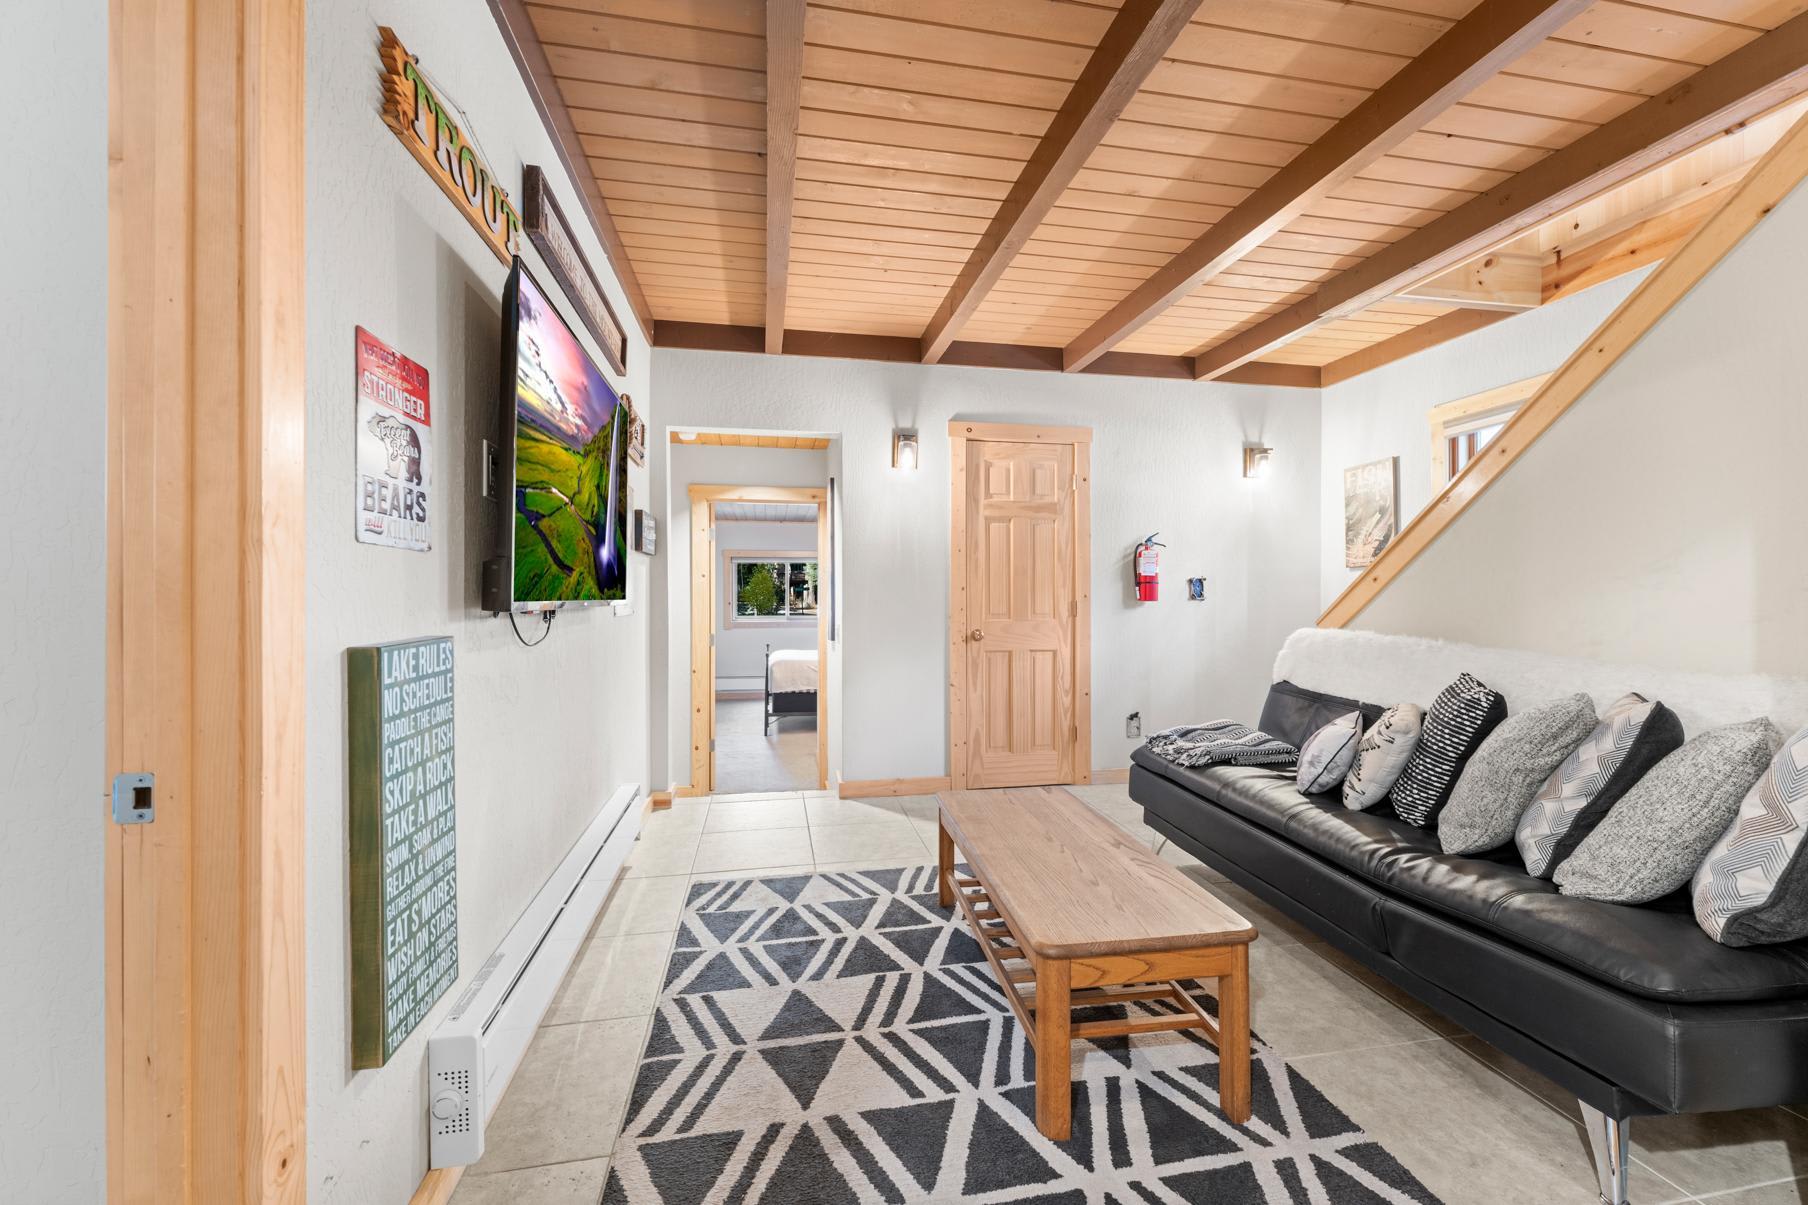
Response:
[[1134, 533, 1164, 602]]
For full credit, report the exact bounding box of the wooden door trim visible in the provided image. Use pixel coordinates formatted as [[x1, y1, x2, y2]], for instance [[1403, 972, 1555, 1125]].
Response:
[[950, 421, 1094, 445], [687, 484, 829, 793], [947, 424, 1093, 791], [108, 0, 308, 1198]]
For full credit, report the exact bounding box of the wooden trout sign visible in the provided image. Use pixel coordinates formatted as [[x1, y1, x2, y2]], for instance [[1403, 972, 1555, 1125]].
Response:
[[379, 27, 521, 265]]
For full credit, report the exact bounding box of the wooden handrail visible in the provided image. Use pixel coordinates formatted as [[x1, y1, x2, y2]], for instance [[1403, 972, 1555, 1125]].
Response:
[[1320, 105, 1808, 630]]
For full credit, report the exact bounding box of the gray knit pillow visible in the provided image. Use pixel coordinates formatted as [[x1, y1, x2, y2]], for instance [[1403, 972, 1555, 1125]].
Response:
[[1343, 703, 1424, 811], [1557, 719, 1785, 904], [1439, 694, 1597, 856]]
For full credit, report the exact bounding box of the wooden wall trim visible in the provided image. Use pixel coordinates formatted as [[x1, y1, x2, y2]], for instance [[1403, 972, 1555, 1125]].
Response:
[[410, 1167, 463, 1205], [918, 0, 1206, 363], [839, 777, 955, 799], [109, 0, 307, 1197], [1063, 0, 1595, 372], [489, 0, 655, 341], [764, 0, 805, 354], [1320, 311, 1513, 387], [654, 322, 1320, 387], [1196, 10, 1808, 380], [1218, 362, 1323, 389], [1320, 106, 1808, 630]]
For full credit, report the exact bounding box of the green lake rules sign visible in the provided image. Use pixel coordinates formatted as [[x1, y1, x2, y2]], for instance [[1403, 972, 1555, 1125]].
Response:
[[348, 636, 458, 1068]]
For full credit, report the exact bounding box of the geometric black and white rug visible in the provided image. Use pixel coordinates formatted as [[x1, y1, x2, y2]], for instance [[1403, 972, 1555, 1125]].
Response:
[[602, 864, 1443, 1204]]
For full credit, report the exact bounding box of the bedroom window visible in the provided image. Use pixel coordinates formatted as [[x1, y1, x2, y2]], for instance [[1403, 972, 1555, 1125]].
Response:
[[729, 556, 818, 623]]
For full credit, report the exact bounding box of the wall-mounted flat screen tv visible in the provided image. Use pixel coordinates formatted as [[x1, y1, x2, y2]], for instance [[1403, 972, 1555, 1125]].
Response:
[[485, 259, 629, 613]]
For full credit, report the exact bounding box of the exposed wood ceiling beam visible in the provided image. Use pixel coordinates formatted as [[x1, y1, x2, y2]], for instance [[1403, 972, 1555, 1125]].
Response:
[[488, 0, 655, 341], [764, 0, 807, 355], [1195, 9, 1808, 380], [1061, 0, 1593, 373], [1542, 182, 1734, 304], [1397, 252, 1543, 312], [1320, 311, 1513, 388], [657, 322, 1321, 388], [918, 0, 1207, 365]]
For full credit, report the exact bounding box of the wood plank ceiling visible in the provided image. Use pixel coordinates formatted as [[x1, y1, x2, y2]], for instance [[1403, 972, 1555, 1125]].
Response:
[[511, 0, 1808, 383]]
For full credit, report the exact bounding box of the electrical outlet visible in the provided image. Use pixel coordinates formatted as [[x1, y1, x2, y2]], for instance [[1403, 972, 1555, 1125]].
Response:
[[1126, 711, 1142, 740]]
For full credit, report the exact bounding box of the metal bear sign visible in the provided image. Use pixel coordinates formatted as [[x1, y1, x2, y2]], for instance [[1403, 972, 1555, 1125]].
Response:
[[355, 326, 433, 551]]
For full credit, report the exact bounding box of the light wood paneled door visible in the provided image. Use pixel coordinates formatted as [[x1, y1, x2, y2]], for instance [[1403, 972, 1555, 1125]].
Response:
[[949, 424, 1092, 789]]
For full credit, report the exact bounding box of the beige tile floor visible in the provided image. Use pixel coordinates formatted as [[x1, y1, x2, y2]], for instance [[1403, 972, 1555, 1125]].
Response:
[[450, 783, 1808, 1205]]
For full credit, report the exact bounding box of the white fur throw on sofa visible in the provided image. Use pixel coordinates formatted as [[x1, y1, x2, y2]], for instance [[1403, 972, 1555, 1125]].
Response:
[[1273, 628, 1808, 737]]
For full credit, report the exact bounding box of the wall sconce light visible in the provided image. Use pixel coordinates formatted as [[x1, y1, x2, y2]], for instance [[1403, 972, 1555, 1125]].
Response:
[[892, 429, 919, 471], [1243, 445, 1274, 479]]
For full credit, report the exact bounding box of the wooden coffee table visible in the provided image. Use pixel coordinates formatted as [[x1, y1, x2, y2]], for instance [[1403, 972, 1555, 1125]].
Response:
[[936, 785, 1258, 1139]]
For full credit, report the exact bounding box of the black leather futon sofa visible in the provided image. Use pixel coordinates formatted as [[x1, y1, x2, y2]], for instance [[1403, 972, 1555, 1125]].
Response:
[[1129, 680, 1808, 1205]]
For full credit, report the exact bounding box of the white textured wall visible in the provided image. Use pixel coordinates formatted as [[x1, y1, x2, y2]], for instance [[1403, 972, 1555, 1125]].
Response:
[[650, 351, 1323, 784], [1318, 268, 1649, 609], [306, 3, 650, 1200], [1356, 176, 1808, 677], [0, 2, 106, 1200], [653, 444, 829, 786], [714, 520, 820, 688]]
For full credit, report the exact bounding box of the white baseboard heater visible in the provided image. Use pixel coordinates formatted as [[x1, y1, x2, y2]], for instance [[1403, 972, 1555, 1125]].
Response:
[[427, 782, 642, 1167]]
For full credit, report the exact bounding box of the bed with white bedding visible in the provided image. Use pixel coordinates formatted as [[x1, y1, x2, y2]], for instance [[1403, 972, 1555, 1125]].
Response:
[[764, 645, 818, 733]]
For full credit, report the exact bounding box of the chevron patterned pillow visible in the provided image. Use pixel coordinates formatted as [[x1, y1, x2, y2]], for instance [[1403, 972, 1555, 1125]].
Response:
[[1694, 726, 1808, 947], [1557, 718, 1783, 905], [1515, 693, 1685, 878], [1389, 673, 1507, 828]]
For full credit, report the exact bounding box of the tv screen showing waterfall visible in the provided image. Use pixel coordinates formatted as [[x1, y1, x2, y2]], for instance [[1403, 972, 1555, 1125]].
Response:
[[488, 260, 629, 611]]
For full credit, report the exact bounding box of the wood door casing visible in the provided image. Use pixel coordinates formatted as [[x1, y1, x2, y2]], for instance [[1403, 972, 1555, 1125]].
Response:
[[951, 426, 1091, 789], [687, 484, 829, 794]]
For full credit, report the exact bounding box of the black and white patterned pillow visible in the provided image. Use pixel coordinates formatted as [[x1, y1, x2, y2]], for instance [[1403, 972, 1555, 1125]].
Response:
[[1145, 720, 1297, 769], [1558, 719, 1782, 904], [1692, 723, 1808, 940], [1390, 673, 1507, 828], [1514, 693, 1683, 877], [1343, 703, 1423, 811], [1694, 724, 1808, 945]]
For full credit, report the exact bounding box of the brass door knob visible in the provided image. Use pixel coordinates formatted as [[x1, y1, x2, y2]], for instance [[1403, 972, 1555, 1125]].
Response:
[[969, 628, 985, 641]]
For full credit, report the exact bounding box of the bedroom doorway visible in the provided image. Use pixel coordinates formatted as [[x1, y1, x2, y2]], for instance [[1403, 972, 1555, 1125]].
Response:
[[688, 484, 829, 794]]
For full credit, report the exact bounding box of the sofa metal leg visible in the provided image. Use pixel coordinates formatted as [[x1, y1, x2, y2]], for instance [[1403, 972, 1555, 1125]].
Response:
[[1580, 1101, 1630, 1205]]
